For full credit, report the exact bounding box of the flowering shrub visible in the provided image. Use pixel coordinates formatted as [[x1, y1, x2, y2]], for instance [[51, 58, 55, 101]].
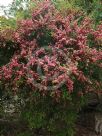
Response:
[[0, 0, 102, 135], [0, 0, 102, 96]]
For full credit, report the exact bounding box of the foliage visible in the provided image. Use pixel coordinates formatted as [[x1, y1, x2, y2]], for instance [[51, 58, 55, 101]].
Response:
[[0, 16, 16, 30], [21, 91, 78, 136], [53, 0, 102, 24], [0, 0, 34, 30]]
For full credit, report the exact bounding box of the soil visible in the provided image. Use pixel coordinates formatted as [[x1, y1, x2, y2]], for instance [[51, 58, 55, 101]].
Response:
[[0, 119, 101, 136], [0, 125, 101, 136], [76, 125, 101, 136]]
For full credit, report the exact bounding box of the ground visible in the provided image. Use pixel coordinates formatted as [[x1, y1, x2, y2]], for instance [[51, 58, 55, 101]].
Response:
[[76, 125, 101, 136]]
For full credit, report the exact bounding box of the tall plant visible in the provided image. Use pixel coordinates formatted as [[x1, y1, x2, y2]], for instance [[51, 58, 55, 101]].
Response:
[[0, 0, 102, 135]]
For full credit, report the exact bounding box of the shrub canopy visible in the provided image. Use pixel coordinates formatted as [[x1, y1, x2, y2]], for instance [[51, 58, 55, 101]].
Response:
[[0, 0, 102, 100]]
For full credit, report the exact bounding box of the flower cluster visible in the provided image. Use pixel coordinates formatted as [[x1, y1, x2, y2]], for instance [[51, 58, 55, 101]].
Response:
[[0, 0, 102, 99]]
